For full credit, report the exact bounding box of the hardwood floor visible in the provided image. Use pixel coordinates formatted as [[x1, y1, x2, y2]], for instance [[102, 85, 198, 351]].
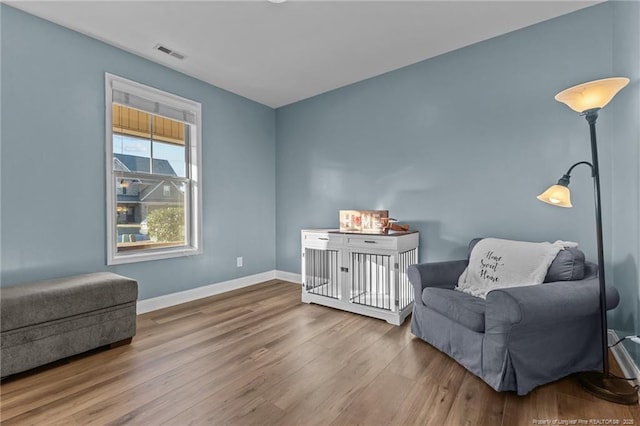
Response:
[[1, 280, 639, 425]]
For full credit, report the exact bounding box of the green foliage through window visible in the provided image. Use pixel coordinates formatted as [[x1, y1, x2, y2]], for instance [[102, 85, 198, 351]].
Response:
[[146, 208, 185, 243]]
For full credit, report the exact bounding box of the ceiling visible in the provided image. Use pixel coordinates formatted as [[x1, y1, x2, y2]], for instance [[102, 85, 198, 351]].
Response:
[[7, 0, 601, 108]]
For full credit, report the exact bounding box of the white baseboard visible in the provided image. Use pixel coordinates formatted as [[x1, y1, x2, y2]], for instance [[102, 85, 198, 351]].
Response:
[[608, 330, 640, 388], [275, 270, 302, 284], [137, 270, 277, 314]]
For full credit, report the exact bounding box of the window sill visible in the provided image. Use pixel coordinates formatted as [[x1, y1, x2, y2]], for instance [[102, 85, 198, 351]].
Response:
[[107, 245, 202, 265], [117, 241, 184, 251]]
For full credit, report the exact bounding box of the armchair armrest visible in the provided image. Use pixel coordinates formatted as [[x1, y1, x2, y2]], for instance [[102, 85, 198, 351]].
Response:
[[407, 260, 467, 306], [485, 277, 620, 333]]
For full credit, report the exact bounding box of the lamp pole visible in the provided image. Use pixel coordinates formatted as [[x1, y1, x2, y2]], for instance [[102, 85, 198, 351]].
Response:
[[575, 109, 638, 404], [584, 109, 609, 377]]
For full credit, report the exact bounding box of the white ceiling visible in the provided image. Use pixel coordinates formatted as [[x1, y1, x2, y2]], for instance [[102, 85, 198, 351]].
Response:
[[7, 0, 601, 108]]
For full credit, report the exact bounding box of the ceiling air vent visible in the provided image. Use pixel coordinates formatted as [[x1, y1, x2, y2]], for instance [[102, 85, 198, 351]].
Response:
[[154, 44, 186, 60]]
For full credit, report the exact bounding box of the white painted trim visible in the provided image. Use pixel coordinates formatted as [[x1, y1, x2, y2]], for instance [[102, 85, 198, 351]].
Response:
[[276, 270, 302, 284], [110, 75, 201, 114], [137, 270, 276, 314], [301, 292, 413, 326], [608, 330, 640, 390], [105, 72, 203, 266]]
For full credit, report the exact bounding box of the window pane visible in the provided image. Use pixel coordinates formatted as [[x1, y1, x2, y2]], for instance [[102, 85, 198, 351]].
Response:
[[115, 176, 187, 253], [112, 105, 186, 177], [152, 141, 186, 177], [113, 135, 152, 173]]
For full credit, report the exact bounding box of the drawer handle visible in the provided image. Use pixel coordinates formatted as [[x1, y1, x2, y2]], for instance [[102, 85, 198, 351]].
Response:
[[364, 240, 376, 244], [318, 237, 329, 241]]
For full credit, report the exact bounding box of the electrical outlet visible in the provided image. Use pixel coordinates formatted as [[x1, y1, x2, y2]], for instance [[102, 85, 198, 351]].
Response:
[[237, 257, 243, 268]]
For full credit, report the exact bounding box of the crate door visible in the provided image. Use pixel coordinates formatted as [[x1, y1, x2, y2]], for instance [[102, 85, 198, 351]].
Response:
[[303, 247, 341, 299], [348, 250, 395, 311], [348, 248, 418, 312], [397, 248, 418, 312]]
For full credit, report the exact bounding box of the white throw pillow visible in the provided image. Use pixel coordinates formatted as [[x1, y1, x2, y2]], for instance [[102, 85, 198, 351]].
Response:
[[456, 238, 577, 299]]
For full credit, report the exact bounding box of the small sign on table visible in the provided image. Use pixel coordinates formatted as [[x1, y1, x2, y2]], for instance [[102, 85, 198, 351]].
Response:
[[339, 210, 389, 234]]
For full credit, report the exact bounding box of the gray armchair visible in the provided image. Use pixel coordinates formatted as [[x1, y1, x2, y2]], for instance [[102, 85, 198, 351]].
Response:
[[408, 239, 620, 395]]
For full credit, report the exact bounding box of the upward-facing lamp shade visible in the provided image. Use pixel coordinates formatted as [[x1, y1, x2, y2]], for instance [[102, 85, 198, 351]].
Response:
[[554, 77, 629, 113]]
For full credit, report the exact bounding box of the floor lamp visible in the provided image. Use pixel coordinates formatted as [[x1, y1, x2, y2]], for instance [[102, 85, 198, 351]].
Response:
[[537, 77, 638, 405]]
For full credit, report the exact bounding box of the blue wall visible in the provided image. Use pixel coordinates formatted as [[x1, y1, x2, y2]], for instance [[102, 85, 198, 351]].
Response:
[[276, 3, 615, 273], [0, 5, 276, 299], [611, 1, 640, 366]]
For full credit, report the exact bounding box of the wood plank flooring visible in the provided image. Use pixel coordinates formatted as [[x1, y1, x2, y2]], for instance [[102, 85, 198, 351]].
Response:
[[1, 280, 639, 425]]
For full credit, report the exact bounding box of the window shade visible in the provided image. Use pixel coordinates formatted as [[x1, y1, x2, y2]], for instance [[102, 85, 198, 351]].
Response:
[[112, 105, 185, 145]]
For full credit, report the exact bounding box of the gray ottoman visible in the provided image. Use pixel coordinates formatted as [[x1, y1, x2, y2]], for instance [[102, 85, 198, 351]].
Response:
[[1, 272, 138, 378]]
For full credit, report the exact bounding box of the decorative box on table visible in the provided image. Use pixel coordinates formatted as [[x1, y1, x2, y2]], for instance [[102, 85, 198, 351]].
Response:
[[339, 210, 388, 234]]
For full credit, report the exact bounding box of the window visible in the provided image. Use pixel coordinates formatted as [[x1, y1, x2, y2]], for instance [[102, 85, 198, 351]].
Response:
[[105, 73, 202, 265]]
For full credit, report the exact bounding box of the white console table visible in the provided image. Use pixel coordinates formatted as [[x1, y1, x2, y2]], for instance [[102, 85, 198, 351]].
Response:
[[301, 229, 419, 325]]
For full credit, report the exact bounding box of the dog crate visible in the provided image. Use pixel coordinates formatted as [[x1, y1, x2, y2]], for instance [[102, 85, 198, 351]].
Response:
[[301, 230, 419, 325]]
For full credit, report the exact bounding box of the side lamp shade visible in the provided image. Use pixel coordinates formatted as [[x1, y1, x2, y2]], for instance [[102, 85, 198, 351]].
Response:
[[537, 184, 572, 208], [555, 77, 629, 113]]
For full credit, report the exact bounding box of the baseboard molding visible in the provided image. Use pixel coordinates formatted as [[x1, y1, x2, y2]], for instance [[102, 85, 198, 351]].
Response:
[[275, 270, 302, 284], [137, 270, 277, 314], [608, 330, 640, 388]]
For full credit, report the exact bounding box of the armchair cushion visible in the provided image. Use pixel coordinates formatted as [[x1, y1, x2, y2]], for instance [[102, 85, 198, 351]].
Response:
[[545, 247, 585, 281], [423, 287, 485, 332]]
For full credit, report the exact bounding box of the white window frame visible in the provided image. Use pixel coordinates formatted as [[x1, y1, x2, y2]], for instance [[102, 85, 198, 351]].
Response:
[[105, 73, 202, 265]]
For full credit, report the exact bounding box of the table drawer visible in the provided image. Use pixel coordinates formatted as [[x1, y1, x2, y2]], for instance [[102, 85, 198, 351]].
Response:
[[302, 231, 343, 248], [345, 235, 397, 250]]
